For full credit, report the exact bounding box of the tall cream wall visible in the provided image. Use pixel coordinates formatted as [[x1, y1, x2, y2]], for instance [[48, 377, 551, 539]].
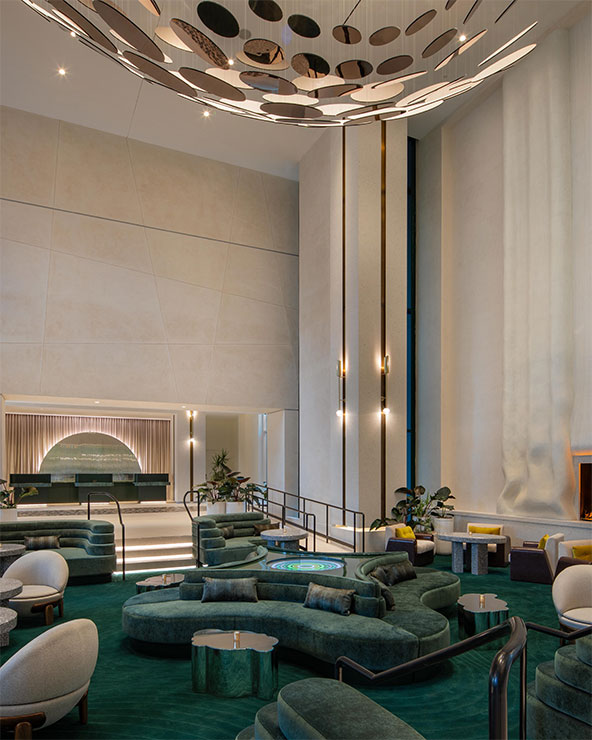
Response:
[[0, 106, 298, 410]]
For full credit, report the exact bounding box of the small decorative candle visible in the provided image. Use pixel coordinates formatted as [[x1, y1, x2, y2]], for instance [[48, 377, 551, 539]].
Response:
[[479, 594, 485, 608], [233, 631, 240, 648]]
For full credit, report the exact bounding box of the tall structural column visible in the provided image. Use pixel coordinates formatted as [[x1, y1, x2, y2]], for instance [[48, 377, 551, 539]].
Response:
[[299, 120, 408, 530]]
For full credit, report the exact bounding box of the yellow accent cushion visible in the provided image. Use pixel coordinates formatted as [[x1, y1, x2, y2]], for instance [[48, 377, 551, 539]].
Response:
[[396, 526, 416, 540], [538, 534, 549, 550], [468, 525, 502, 535], [572, 545, 592, 561]]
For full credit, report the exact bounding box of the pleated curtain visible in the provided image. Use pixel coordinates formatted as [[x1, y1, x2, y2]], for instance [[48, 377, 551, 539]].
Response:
[[5, 413, 171, 477]]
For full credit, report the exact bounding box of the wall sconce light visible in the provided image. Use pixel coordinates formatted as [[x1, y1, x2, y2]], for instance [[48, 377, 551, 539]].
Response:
[[382, 355, 390, 375], [336, 360, 346, 419]]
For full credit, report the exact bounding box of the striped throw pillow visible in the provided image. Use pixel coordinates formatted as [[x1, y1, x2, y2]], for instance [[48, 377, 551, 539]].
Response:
[[24, 535, 60, 550]]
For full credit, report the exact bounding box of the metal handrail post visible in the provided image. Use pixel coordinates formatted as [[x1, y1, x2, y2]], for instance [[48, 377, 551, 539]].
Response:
[[519, 645, 527, 740], [86, 491, 126, 581], [325, 503, 329, 543]]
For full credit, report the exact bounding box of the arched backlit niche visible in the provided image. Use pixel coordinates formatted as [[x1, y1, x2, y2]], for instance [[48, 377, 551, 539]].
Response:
[[40, 432, 141, 474]]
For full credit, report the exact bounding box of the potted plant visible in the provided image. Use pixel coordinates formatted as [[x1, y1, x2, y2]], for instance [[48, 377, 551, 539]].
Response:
[[196, 451, 266, 515], [370, 485, 455, 533], [0, 479, 38, 522]]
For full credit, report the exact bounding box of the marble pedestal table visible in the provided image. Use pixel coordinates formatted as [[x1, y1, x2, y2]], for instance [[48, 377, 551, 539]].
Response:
[[0, 544, 25, 575], [457, 593, 509, 648], [0, 577, 23, 607], [0, 607, 18, 647], [437, 532, 507, 575], [260, 526, 307, 552], [191, 630, 278, 699]]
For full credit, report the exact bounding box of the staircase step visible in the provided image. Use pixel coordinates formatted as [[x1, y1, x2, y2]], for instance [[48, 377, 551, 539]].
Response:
[[254, 703, 287, 740], [576, 635, 592, 667], [527, 683, 591, 740], [535, 662, 592, 726], [555, 645, 592, 694], [277, 679, 425, 740]]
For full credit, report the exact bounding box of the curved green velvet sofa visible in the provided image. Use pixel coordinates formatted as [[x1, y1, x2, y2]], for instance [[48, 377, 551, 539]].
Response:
[[355, 552, 461, 657], [0, 518, 116, 583], [192, 512, 271, 566], [122, 559, 459, 670]]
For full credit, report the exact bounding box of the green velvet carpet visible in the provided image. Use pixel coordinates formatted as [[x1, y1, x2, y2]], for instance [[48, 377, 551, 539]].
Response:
[[1, 556, 562, 740]]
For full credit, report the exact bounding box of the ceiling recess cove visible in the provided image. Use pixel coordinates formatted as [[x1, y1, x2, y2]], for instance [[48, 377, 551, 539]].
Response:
[[28, 0, 540, 127]]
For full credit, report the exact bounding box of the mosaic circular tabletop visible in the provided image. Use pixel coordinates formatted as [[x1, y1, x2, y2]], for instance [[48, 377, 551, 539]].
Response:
[[267, 557, 344, 573]]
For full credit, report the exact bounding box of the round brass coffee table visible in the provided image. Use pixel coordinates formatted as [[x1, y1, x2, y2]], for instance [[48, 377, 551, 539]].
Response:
[[191, 629, 278, 699]]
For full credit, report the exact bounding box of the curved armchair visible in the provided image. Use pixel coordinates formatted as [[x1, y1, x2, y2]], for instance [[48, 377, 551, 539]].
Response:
[[558, 539, 592, 562], [510, 533, 565, 584], [0, 618, 98, 738], [384, 525, 435, 566], [5, 551, 69, 625], [552, 564, 592, 630]]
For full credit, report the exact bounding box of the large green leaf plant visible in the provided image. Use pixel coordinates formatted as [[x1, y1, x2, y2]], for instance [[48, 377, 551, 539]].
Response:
[[370, 485, 455, 531], [195, 450, 265, 506]]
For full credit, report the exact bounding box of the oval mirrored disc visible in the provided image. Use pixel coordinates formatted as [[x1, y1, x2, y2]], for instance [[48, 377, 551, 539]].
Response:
[[335, 59, 372, 80], [170, 18, 228, 67], [197, 2, 239, 38], [155, 25, 192, 51], [240, 70, 296, 94], [291, 53, 330, 78], [464, 0, 484, 25], [369, 26, 400, 46], [445, 0, 457, 8], [137, 0, 159, 16], [122, 51, 196, 96], [308, 83, 361, 99], [288, 14, 320, 38], [332, 24, 362, 44], [178, 67, 245, 100], [205, 67, 251, 89], [405, 9, 437, 35], [243, 38, 285, 66], [473, 44, 536, 81], [248, 0, 282, 22], [93, 0, 164, 61], [261, 102, 322, 119], [376, 55, 413, 75], [263, 93, 318, 105], [293, 74, 344, 91], [350, 81, 404, 103], [435, 29, 487, 71], [422, 28, 457, 58], [47, 0, 116, 52]]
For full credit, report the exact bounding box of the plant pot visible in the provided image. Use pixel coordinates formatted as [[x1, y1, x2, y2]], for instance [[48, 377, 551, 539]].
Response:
[[225, 501, 246, 515], [206, 502, 226, 516], [432, 516, 454, 554], [0, 508, 18, 522]]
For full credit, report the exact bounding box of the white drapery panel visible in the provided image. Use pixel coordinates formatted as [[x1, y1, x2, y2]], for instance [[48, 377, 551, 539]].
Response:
[[499, 30, 575, 518], [6, 413, 171, 477]]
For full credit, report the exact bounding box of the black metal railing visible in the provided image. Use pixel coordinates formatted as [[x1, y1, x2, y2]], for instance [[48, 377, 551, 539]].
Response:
[[86, 492, 126, 581], [335, 616, 528, 740]]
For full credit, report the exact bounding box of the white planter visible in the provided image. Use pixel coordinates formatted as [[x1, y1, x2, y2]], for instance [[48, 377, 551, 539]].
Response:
[[333, 525, 388, 552], [432, 517, 454, 554], [0, 508, 18, 522], [206, 502, 226, 516], [225, 501, 246, 515]]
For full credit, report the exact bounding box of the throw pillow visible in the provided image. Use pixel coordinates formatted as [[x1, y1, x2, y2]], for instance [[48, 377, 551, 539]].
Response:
[[253, 522, 280, 535], [572, 545, 592, 561], [369, 566, 390, 585], [24, 535, 60, 550], [468, 525, 502, 535], [538, 534, 550, 550], [201, 577, 258, 603], [219, 525, 234, 539], [381, 585, 396, 611], [373, 560, 417, 586], [303, 582, 355, 616], [396, 526, 416, 540]]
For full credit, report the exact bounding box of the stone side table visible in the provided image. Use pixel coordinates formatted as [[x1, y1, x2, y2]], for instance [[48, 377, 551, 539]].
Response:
[[0, 577, 23, 608], [260, 526, 307, 552], [437, 532, 507, 575], [0, 544, 25, 575], [0, 607, 18, 647], [191, 629, 278, 699]]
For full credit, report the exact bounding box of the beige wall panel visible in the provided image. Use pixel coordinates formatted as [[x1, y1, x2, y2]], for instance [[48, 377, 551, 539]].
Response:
[[0, 239, 50, 342], [41, 343, 176, 400], [0, 107, 58, 207], [0, 200, 52, 248], [215, 293, 291, 345], [229, 169, 274, 250], [168, 345, 213, 404], [285, 307, 298, 352], [0, 343, 43, 394], [156, 277, 221, 344], [44, 252, 166, 343], [223, 245, 284, 305], [51, 210, 151, 272], [262, 173, 299, 255], [146, 228, 228, 292], [277, 253, 299, 310], [54, 121, 142, 223], [127, 138, 236, 241], [208, 345, 297, 408]]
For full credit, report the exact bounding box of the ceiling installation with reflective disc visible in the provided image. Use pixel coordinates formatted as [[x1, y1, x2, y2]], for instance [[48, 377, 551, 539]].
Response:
[[27, 0, 543, 127]]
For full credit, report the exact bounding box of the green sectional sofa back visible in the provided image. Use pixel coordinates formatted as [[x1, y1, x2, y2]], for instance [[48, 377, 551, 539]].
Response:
[[0, 518, 116, 582], [192, 512, 271, 566]]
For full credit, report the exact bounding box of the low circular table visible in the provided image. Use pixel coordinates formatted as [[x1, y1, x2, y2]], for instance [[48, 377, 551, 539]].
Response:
[[135, 573, 185, 594], [437, 532, 506, 575], [191, 629, 278, 699], [457, 593, 509, 647], [0, 544, 25, 575], [0, 606, 18, 647], [260, 526, 307, 551], [0, 577, 23, 608]]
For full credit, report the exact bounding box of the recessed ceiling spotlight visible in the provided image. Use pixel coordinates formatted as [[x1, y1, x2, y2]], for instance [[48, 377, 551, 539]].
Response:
[[228, 58, 234, 66], [94, 400, 100, 404], [203, 110, 211, 117], [70, 30, 76, 37], [459, 34, 467, 42], [58, 67, 67, 76]]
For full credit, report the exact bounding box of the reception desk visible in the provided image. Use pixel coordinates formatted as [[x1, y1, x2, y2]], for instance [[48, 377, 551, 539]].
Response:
[[9, 473, 169, 504]]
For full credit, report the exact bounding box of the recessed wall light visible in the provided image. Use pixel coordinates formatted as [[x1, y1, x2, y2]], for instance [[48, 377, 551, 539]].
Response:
[[228, 58, 234, 65], [203, 110, 210, 117], [70, 30, 76, 37], [94, 400, 100, 404], [58, 67, 67, 76]]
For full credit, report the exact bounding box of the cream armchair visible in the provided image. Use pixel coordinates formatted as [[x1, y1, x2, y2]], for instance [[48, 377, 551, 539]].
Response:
[[384, 524, 435, 566], [558, 539, 592, 562], [552, 564, 592, 630], [4, 551, 69, 625], [0, 618, 99, 738]]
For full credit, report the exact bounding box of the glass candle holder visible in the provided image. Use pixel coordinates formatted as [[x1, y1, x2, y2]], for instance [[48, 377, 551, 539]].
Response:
[[233, 631, 240, 648], [479, 594, 485, 608]]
